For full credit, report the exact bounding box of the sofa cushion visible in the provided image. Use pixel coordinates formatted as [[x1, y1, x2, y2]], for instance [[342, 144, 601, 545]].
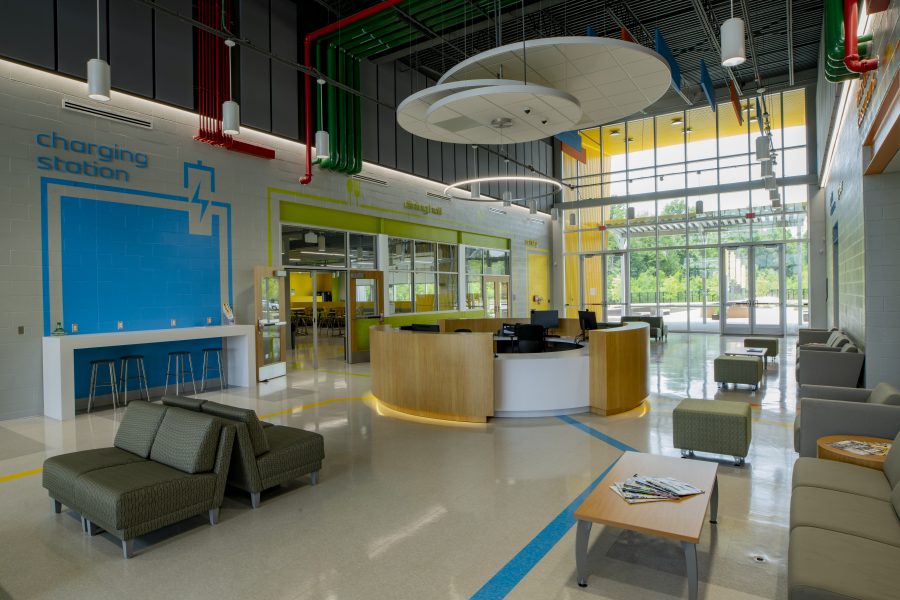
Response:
[[868, 383, 900, 406], [791, 457, 893, 501], [789, 526, 900, 600], [790, 486, 900, 547], [201, 401, 269, 456], [149, 408, 221, 474], [884, 431, 900, 489], [257, 425, 325, 486], [840, 343, 859, 353], [43, 448, 147, 503], [114, 401, 168, 458], [161, 395, 206, 411], [75, 461, 216, 531], [826, 330, 842, 346]]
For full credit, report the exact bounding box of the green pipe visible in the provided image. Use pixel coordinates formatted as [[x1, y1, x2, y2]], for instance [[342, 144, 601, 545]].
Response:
[[338, 48, 350, 173], [353, 57, 363, 174], [324, 45, 339, 170]]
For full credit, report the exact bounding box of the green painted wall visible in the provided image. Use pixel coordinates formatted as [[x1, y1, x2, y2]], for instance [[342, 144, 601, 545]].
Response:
[[354, 310, 485, 350]]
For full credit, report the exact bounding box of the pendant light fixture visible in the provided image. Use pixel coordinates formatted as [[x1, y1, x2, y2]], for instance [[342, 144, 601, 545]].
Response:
[[502, 190, 513, 207], [314, 78, 330, 160], [470, 146, 480, 200], [222, 39, 240, 136], [87, 0, 110, 101], [720, 0, 746, 67]]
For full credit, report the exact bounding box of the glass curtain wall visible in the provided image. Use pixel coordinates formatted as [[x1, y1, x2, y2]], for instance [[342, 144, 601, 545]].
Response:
[[465, 247, 511, 310], [561, 89, 810, 332]]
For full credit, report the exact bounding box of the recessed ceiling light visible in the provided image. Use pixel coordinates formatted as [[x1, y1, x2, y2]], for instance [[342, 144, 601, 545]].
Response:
[[671, 117, 684, 126], [609, 129, 621, 137], [626, 137, 635, 143], [684, 127, 693, 133]]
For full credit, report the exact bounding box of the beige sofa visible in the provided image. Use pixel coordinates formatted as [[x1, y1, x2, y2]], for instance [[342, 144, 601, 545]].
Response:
[[789, 431, 900, 599]]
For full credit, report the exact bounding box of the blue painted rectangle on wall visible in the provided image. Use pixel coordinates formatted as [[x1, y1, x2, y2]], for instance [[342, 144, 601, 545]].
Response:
[[60, 196, 222, 333]]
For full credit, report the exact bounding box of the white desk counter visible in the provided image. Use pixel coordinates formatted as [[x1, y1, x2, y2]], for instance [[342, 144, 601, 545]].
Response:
[[42, 325, 255, 420], [493, 339, 590, 417]]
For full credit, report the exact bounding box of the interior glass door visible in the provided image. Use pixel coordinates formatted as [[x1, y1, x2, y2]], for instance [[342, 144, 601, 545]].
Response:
[[722, 246, 752, 334], [254, 267, 288, 381], [484, 275, 510, 318], [348, 270, 383, 363], [752, 244, 784, 334], [288, 270, 318, 370], [582, 255, 603, 318], [604, 253, 626, 322]]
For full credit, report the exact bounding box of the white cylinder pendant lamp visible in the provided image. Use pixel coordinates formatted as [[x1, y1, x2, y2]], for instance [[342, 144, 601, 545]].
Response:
[[87, 0, 110, 101], [502, 190, 512, 207], [720, 1, 746, 68], [760, 160, 774, 178], [222, 100, 240, 135], [755, 135, 772, 161], [315, 130, 330, 160], [87, 58, 111, 101], [695, 200, 704, 214], [764, 175, 777, 190], [222, 40, 240, 135]]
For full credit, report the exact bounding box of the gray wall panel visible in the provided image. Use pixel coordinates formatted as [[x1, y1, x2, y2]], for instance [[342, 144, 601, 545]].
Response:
[[154, 0, 193, 109], [411, 71, 428, 177], [0, 0, 55, 68], [455, 144, 468, 183], [377, 63, 395, 168], [270, 0, 298, 139], [361, 61, 378, 163], [239, 0, 271, 131], [428, 140, 442, 182], [395, 66, 412, 173], [57, 0, 104, 79], [109, 1, 154, 97], [441, 143, 455, 184]]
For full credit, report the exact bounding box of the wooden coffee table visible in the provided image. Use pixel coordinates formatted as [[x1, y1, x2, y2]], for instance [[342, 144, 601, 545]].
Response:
[[816, 435, 893, 470], [574, 452, 719, 599]]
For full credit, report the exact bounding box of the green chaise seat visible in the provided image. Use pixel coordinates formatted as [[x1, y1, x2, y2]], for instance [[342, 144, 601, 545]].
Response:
[[672, 398, 752, 465], [43, 401, 235, 558]]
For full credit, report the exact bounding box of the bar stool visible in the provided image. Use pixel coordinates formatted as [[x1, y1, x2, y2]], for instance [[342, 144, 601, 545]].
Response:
[[87, 359, 119, 413], [164, 351, 197, 395], [200, 347, 227, 392], [118, 355, 149, 405]]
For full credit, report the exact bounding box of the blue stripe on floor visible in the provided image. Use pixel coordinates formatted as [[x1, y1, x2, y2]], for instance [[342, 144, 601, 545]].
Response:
[[469, 416, 637, 600], [556, 414, 638, 453]]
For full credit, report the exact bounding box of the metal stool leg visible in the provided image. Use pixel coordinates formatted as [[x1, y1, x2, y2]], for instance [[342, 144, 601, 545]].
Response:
[[201, 351, 209, 392], [87, 364, 98, 413], [220, 350, 227, 388], [175, 355, 182, 395], [186, 355, 197, 395], [164, 354, 173, 395], [138, 358, 150, 400], [108, 362, 118, 408], [119, 359, 129, 406]]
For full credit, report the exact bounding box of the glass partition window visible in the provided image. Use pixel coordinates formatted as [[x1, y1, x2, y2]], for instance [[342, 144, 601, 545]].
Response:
[[281, 226, 347, 268], [388, 237, 459, 313], [559, 88, 809, 332], [466, 247, 511, 312]]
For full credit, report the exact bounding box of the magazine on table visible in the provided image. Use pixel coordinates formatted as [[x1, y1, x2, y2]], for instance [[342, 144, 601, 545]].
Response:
[[611, 474, 705, 504], [828, 439, 891, 456]]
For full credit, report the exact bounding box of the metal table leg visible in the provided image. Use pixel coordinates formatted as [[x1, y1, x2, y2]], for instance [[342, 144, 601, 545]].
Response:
[[710, 475, 719, 524], [575, 519, 592, 587], [682, 541, 698, 600]]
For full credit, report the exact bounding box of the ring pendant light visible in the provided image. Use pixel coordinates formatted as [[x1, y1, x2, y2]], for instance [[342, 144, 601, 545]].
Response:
[[443, 175, 565, 202]]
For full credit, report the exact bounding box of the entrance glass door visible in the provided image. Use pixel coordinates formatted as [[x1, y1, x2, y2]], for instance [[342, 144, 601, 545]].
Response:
[[288, 270, 319, 369], [722, 245, 783, 335], [484, 276, 510, 317], [348, 270, 383, 363], [604, 253, 626, 322]]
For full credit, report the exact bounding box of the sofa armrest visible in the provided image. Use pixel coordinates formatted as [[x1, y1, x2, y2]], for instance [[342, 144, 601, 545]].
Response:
[[797, 350, 864, 387], [797, 398, 900, 457], [211, 425, 236, 507], [798, 385, 871, 403], [798, 329, 833, 345], [797, 344, 842, 352]]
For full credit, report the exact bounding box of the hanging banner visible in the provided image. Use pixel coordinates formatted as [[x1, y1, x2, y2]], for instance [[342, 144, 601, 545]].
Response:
[[555, 130, 586, 163], [729, 81, 743, 125], [654, 29, 681, 93], [699, 59, 716, 111], [755, 97, 765, 134]]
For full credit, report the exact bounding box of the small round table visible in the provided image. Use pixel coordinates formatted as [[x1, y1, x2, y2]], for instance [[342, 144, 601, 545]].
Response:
[[816, 435, 893, 470]]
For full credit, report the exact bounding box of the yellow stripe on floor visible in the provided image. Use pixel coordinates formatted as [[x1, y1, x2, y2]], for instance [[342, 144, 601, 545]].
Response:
[[258, 396, 369, 420], [0, 467, 43, 483]]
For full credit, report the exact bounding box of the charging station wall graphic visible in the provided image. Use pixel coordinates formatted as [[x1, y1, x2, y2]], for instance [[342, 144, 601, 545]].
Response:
[[40, 159, 233, 336]]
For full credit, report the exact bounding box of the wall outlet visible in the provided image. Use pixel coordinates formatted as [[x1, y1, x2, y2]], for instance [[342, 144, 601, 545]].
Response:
[[207, 316, 214, 325], [170, 319, 177, 327], [17, 326, 24, 335], [71, 323, 79, 333], [117, 321, 124, 330]]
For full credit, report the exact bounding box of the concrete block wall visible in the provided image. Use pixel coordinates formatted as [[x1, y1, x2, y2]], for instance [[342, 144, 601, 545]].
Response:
[[0, 59, 551, 420]]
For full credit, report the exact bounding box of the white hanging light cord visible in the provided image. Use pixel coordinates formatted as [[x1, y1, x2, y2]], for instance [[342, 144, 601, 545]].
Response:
[[96, 0, 101, 59], [226, 39, 235, 101]]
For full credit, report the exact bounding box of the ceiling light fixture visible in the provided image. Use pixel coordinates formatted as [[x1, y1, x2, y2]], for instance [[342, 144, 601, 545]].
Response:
[[443, 175, 565, 201], [720, 0, 747, 67], [222, 40, 240, 135], [87, 0, 110, 101], [529, 201, 537, 215], [314, 78, 329, 160], [609, 129, 621, 137], [502, 190, 513, 207], [671, 117, 684, 126]]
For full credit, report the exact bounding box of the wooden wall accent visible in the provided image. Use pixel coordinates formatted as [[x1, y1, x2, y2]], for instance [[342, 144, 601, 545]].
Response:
[[370, 326, 494, 423], [588, 322, 650, 416]]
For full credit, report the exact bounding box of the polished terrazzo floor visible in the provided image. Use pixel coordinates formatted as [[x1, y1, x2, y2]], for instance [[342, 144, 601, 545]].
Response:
[[0, 333, 799, 600]]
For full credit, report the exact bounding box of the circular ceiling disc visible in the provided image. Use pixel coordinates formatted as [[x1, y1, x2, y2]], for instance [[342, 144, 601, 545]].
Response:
[[396, 79, 524, 144], [438, 36, 672, 128], [423, 83, 582, 144]]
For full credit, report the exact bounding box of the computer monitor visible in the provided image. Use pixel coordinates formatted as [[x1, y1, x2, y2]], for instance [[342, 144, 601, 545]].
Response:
[[578, 310, 598, 332], [530, 310, 559, 331]]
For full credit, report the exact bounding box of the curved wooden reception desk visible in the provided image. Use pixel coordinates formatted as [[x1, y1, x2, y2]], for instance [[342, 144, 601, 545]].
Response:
[[370, 326, 494, 423], [588, 322, 650, 416], [370, 320, 649, 423]]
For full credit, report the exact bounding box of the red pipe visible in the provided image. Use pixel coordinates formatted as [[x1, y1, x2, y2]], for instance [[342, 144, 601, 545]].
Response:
[[843, 0, 879, 73], [300, 0, 404, 184]]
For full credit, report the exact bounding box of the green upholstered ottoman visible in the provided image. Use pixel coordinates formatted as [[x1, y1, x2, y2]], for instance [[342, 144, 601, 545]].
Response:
[[744, 337, 778, 361], [714, 354, 763, 390], [673, 399, 752, 465]]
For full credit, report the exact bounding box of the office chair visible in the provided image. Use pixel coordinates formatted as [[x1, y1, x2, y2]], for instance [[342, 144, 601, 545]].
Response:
[[455, 328, 472, 333], [577, 310, 598, 342], [514, 324, 545, 353]]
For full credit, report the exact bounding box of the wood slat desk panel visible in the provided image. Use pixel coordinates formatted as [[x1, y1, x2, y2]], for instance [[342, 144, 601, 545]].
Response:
[[370, 326, 494, 423], [588, 322, 650, 416]]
